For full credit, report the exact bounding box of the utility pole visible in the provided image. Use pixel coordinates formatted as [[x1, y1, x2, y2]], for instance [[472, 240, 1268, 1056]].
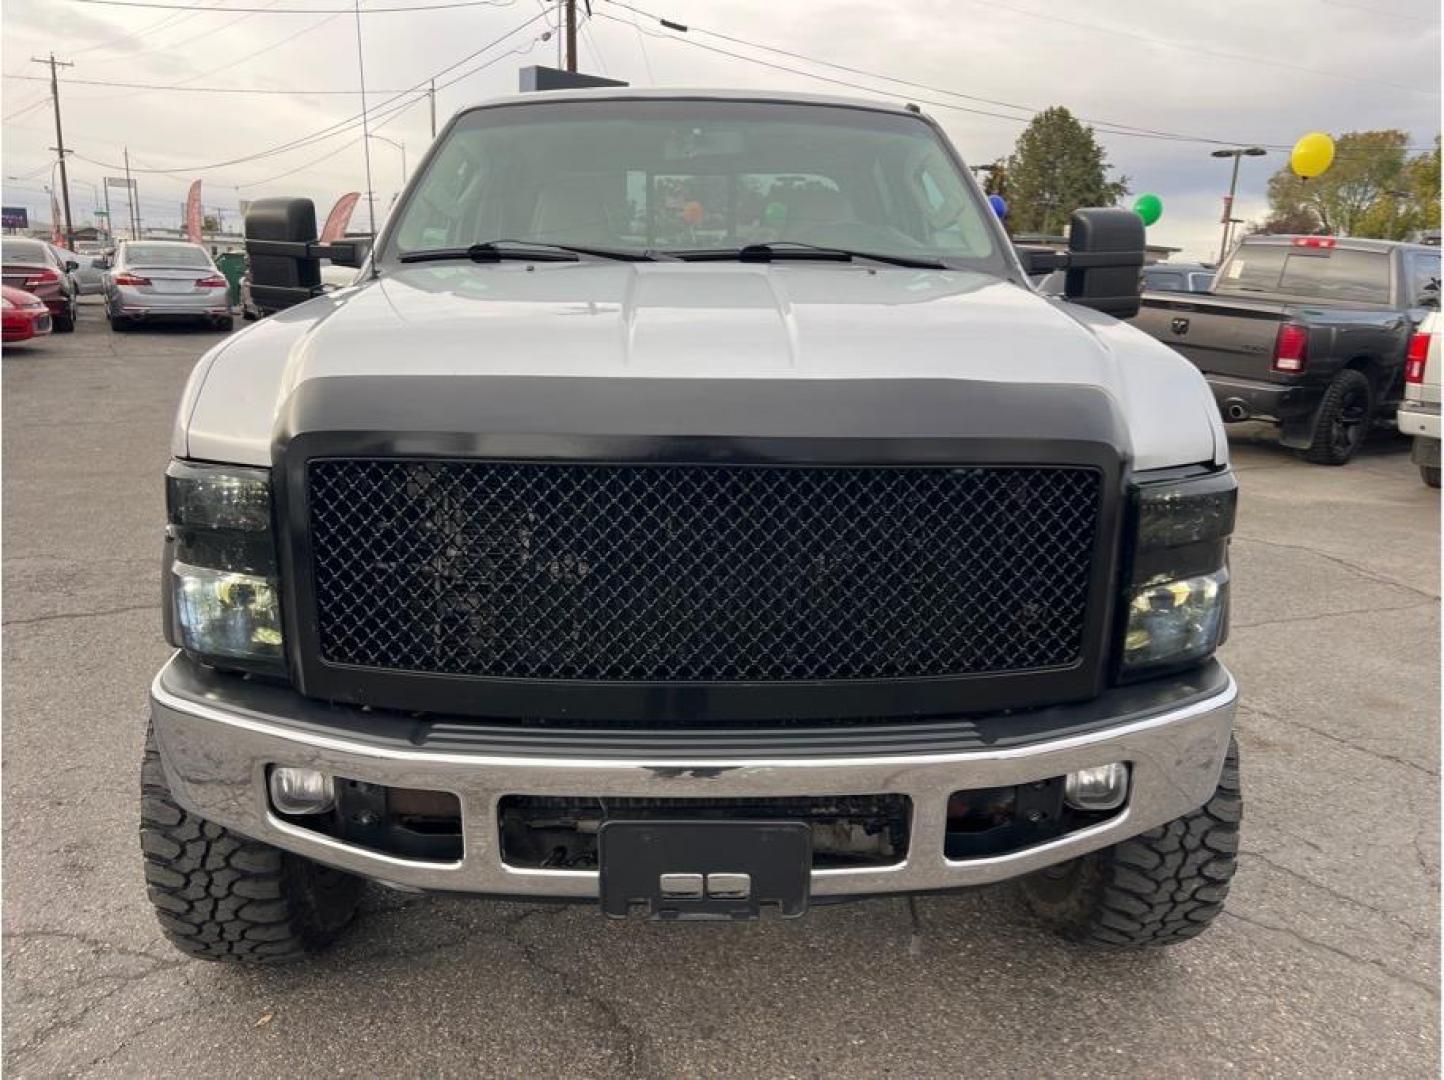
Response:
[[428, 78, 436, 139], [123, 146, 140, 239], [564, 0, 577, 72], [1210, 147, 1267, 264], [32, 53, 75, 247]]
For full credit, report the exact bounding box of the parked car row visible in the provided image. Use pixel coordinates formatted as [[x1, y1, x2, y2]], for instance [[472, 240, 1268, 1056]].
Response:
[[2, 284, 53, 342], [2, 238, 80, 332], [2, 238, 240, 336]]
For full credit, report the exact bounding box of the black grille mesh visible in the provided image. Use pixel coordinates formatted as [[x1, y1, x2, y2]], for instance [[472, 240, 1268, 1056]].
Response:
[[307, 460, 1101, 683]]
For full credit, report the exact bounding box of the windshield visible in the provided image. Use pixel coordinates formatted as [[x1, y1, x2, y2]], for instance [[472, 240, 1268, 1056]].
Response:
[[383, 99, 1007, 272], [124, 244, 211, 269]]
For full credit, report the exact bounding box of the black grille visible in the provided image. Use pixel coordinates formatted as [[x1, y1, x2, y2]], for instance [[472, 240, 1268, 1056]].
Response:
[[306, 460, 1101, 683]]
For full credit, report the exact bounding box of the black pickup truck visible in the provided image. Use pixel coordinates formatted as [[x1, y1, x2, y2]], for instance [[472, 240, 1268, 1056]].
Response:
[[1132, 235, 1440, 464]]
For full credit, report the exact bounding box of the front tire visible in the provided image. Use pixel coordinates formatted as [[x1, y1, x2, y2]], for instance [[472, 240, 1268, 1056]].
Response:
[[1304, 369, 1373, 465], [140, 725, 365, 962], [1020, 737, 1241, 947], [1422, 464, 1441, 489]]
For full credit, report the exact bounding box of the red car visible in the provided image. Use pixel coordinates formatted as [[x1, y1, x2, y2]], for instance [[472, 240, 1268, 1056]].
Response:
[[1, 238, 78, 332], [2, 285, 53, 342]]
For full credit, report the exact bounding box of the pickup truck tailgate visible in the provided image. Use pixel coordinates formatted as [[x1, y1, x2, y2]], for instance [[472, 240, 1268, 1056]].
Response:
[[1135, 293, 1287, 380]]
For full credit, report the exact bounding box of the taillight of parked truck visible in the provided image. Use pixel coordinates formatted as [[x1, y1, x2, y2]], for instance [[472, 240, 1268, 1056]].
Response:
[[1272, 322, 1309, 373], [1404, 331, 1430, 384]]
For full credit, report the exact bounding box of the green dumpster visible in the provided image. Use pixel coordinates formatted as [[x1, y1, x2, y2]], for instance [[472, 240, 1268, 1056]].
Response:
[[215, 252, 247, 311]]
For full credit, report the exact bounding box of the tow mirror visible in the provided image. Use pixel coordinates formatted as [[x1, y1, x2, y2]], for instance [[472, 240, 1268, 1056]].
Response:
[[1015, 246, 1066, 277], [1063, 208, 1146, 318], [243, 197, 371, 311]]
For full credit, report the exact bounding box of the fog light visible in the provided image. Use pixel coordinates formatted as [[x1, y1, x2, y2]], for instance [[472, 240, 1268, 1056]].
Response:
[[1063, 763, 1129, 811], [269, 767, 335, 815]]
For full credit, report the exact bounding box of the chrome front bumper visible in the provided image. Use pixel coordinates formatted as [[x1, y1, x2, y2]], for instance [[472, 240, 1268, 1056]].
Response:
[[149, 656, 1236, 900]]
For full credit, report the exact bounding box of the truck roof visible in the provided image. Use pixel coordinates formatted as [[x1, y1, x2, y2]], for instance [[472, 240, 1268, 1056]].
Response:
[[1238, 234, 1436, 254], [456, 86, 922, 118]]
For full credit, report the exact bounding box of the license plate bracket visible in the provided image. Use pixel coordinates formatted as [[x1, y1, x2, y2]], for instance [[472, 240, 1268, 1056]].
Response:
[[598, 820, 811, 921]]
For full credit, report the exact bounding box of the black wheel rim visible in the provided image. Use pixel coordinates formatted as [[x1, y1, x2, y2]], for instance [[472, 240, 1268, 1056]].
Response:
[[1331, 386, 1368, 455]]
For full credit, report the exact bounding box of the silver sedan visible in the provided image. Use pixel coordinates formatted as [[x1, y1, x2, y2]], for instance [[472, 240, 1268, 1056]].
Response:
[[102, 241, 233, 331]]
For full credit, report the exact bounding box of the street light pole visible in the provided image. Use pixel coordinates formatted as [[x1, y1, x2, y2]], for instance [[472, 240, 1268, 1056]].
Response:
[[1211, 147, 1267, 264], [366, 133, 406, 191]]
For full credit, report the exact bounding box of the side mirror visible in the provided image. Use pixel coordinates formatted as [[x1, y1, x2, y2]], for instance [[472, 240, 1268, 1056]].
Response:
[[1063, 208, 1146, 318], [245, 197, 323, 312], [244, 197, 371, 310], [328, 237, 371, 269], [1015, 246, 1066, 276], [65, 259, 80, 272]]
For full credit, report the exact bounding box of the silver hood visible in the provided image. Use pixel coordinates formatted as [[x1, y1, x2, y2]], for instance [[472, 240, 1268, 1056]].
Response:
[[178, 261, 1224, 470]]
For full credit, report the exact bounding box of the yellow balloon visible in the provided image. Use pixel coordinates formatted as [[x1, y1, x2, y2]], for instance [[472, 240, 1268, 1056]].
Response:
[[1291, 132, 1336, 179]]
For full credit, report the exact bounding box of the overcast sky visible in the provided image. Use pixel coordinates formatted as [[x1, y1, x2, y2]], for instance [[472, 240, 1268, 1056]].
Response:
[[3, 0, 1440, 260]]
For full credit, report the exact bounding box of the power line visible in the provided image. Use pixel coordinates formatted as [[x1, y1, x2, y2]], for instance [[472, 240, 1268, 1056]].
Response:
[[165, 9, 345, 90], [600, 5, 1438, 153], [2, 94, 52, 122], [64, 0, 520, 12], [67, 9, 549, 177], [5, 72, 411, 94], [603, 1, 1215, 145], [69, 0, 220, 55]]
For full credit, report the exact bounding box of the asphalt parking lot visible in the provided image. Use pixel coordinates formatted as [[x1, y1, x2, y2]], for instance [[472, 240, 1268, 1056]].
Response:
[[2, 298, 1439, 1077]]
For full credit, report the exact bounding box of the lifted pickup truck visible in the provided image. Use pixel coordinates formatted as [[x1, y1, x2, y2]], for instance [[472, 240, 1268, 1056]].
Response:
[[1132, 234, 1441, 464], [143, 89, 1240, 962]]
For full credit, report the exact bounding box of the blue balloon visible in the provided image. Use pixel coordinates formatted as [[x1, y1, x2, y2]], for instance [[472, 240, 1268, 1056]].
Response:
[[988, 194, 1008, 219]]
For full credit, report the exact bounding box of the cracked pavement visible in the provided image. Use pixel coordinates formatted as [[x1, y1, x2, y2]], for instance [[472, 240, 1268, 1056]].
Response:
[[3, 303, 1439, 1077]]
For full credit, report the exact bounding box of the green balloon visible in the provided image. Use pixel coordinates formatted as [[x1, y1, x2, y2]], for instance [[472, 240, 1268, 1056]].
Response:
[[1133, 193, 1163, 226]]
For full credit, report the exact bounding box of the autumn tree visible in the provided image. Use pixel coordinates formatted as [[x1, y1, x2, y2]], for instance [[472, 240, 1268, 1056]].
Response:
[[1004, 108, 1128, 235], [1260, 129, 1429, 237]]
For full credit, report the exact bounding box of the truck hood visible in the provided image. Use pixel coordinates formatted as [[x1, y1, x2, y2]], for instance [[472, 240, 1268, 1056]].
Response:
[[180, 261, 1223, 470]]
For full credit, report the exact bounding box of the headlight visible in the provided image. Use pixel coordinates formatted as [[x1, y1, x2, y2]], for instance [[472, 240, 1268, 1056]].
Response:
[[172, 562, 283, 661], [1123, 568, 1228, 672], [164, 461, 284, 672], [1120, 469, 1235, 679]]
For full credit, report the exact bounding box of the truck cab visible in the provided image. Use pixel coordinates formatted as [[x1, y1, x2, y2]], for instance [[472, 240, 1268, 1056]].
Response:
[[142, 89, 1239, 961]]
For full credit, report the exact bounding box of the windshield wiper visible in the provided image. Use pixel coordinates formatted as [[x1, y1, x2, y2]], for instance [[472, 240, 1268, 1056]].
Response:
[[672, 242, 946, 270], [398, 240, 662, 264]]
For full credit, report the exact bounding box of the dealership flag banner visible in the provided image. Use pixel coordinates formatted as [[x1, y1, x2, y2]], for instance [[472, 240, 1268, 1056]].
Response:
[[319, 192, 361, 245], [50, 190, 63, 246], [185, 180, 203, 244]]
